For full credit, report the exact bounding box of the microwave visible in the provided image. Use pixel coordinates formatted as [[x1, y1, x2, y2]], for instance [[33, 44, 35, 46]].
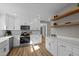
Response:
[[20, 25, 30, 30]]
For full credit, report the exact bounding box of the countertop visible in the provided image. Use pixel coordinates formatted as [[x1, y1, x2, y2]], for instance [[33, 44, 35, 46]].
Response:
[[0, 36, 13, 43]]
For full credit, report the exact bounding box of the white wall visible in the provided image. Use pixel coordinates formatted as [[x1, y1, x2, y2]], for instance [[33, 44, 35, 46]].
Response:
[[51, 4, 79, 38]]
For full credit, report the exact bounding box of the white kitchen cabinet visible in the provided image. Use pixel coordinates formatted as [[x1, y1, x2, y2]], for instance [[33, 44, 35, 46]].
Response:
[[0, 39, 9, 56], [0, 13, 6, 30], [13, 35, 20, 47], [50, 37, 58, 56], [0, 45, 9, 56], [58, 40, 72, 56], [14, 25, 20, 30], [3, 44, 9, 56], [6, 13, 15, 30], [45, 38, 51, 53], [46, 37, 58, 56], [72, 47, 79, 56], [14, 19, 20, 30]]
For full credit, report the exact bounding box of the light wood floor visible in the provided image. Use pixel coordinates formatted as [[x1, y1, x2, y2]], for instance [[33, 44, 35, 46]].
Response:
[[8, 44, 52, 56]]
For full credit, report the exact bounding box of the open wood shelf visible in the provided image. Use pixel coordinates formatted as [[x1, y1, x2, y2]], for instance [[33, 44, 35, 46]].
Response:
[[52, 7, 79, 21], [50, 21, 79, 28]]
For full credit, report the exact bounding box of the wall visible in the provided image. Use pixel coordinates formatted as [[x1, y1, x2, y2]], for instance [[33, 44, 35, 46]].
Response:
[[51, 4, 79, 38]]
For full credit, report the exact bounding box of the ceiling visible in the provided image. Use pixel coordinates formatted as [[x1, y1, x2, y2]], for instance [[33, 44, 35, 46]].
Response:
[[0, 3, 76, 24]]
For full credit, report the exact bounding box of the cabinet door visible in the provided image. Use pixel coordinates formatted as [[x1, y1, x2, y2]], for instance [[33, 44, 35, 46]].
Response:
[[45, 38, 51, 53], [0, 43, 9, 56], [73, 47, 79, 56], [13, 35, 20, 47], [0, 48, 5, 56], [58, 41, 72, 56], [6, 13, 15, 30], [3, 45, 9, 56], [50, 37, 57, 56], [0, 13, 6, 30]]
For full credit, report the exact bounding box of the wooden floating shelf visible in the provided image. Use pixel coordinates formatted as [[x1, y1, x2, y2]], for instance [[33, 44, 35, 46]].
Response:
[[52, 7, 79, 21], [50, 22, 79, 28]]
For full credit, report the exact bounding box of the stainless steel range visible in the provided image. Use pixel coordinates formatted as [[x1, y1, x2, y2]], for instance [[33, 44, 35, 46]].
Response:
[[20, 32, 30, 46]]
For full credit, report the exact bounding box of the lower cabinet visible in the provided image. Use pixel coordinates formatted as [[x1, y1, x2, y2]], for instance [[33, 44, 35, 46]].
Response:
[[58, 43, 71, 56], [13, 35, 20, 47], [45, 37, 57, 56], [3, 45, 9, 56], [58, 41, 72, 56], [0, 40, 9, 56], [72, 47, 79, 56], [45, 38, 51, 53], [50, 37, 58, 56], [46, 37, 79, 56]]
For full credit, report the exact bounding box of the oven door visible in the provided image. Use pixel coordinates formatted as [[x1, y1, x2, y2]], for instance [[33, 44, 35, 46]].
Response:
[[20, 37, 30, 44]]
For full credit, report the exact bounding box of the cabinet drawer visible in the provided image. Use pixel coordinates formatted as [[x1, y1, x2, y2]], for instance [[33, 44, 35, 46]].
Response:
[[58, 41, 72, 51], [3, 45, 9, 55], [73, 48, 79, 56], [0, 39, 9, 49], [0, 45, 9, 56]]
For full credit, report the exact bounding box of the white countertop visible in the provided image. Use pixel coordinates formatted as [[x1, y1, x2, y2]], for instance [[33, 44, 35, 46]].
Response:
[[0, 36, 13, 43]]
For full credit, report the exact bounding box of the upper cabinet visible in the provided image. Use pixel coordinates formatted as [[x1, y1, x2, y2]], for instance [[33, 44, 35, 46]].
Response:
[[0, 12, 6, 30], [6, 13, 16, 30], [0, 12, 16, 30]]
